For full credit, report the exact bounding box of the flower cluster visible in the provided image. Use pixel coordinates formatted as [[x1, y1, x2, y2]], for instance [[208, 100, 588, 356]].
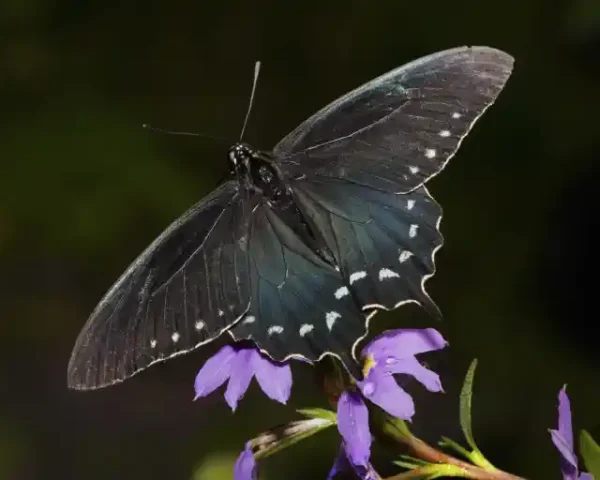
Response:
[[192, 331, 597, 480], [335, 328, 447, 470], [194, 329, 448, 479]]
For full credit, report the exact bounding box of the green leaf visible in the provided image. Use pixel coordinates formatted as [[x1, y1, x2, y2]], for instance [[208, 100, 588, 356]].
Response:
[[456, 360, 496, 471], [252, 416, 336, 460], [459, 359, 479, 452], [394, 459, 423, 470], [580, 430, 600, 479], [399, 455, 430, 466], [439, 436, 472, 459], [297, 407, 337, 423]]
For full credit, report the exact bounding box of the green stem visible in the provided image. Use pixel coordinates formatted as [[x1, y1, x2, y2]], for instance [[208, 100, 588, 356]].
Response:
[[395, 435, 526, 480], [375, 415, 525, 480]]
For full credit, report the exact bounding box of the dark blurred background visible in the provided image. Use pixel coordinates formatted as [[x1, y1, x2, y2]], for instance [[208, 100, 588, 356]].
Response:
[[2, 0, 600, 479]]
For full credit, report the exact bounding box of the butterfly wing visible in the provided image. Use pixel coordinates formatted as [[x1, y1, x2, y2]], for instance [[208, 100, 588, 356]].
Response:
[[290, 177, 443, 317], [67, 181, 254, 390], [275, 46, 513, 193], [228, 202, 366, 377], [228, 180, 443, 376]]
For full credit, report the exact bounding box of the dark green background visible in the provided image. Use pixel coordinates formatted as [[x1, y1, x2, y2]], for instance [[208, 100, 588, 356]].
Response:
[[2, 1, 599, 479]]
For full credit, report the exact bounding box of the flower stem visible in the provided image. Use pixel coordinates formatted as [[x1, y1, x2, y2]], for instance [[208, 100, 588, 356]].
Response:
[[398, 435, 526, 480], [374, 414, 525, 480], [385, 466, 436, 479]]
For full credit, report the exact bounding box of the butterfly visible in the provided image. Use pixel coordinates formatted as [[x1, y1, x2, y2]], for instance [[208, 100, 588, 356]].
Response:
[[67, 46, 514, 390]]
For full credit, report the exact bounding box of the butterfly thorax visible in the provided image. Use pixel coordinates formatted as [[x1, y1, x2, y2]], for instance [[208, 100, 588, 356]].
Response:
[[228, 142, 287, 201], [228, 142, 336, 265]]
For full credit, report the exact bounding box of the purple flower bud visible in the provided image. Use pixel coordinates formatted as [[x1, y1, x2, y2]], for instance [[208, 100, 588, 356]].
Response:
[[337, 391, 371, 467], [549, 386, 592, 480], [234, 442, 257, 480]]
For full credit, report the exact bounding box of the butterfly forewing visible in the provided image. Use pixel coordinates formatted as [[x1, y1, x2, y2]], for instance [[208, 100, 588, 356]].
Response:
[[275, 46, 513, 193], [67, 182, 254, 389]]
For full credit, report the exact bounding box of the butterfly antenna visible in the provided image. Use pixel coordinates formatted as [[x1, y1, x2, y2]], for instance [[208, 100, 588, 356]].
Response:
[[142, 124, 226, 141], [239, 61, 261, 141]]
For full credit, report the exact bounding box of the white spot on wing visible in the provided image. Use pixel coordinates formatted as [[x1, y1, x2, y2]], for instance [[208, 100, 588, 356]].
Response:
[[242, 315, 256, 324], [299, 324, 314, 336], [452, 112, 461, 119], [171, 332, 180, 343], [150, 339, 157, 348], [349, 271, 367, 284], [409, 224, 419, 238], [334, 286, 350, 299], [268, 325, 284, 336], [325, 311, 341, 331], [379, 268, 400, 280], [218, 309, 224, 317], [439, 129, 451, 137], [425, 148, 437, 159], [407, 199, 415, 211], [409, 166, 419, 174], [399, 250, 414, 263], [195, 320, 205, 331]]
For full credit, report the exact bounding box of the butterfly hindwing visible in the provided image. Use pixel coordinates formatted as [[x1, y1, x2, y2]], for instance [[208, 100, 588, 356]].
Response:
[[67, 182, 254, 389], [275, 46, 513, 193], [290, 177, 443, 316], [229, 203, 366, 376]]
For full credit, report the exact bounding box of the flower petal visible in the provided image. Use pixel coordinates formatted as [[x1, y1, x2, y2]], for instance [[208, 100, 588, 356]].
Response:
[[252, 350, 292, 404], [550, 387, 584, 480], [225, 348, 255, 411], [233, 442, 257, 480], [359, 369, 415, 420], [557, 386, 574, 451], [358, 464, 379, 480], [362, 328, 447, 361], [337, 391, 371, 467], [579, 473, 594, 480], [327, 447, 348, 480], [550, 429, 579, 474], [194, 345, 236, 400], [328, 446, 378, 480], [385, 356, 443, 392]]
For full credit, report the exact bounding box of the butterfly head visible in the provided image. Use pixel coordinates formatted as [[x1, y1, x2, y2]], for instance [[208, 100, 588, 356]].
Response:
[[228, 142, 254, 172]]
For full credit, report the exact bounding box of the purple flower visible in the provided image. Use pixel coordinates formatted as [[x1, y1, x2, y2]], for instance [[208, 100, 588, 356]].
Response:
[[194, 345, 292, 411], [336, 328, 447, 469], [550, 386, 593, 480], [357, 328, 446, 420], [234, 442, 257, 480]]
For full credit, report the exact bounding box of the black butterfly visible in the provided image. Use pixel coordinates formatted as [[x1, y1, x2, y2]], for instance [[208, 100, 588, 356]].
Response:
[[67, 46, 514, 389]]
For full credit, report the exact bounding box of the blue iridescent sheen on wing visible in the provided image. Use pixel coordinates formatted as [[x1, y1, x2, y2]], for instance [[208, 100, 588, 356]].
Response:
[[290, 179, 443, 317], [229, 203, 365, 377]]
